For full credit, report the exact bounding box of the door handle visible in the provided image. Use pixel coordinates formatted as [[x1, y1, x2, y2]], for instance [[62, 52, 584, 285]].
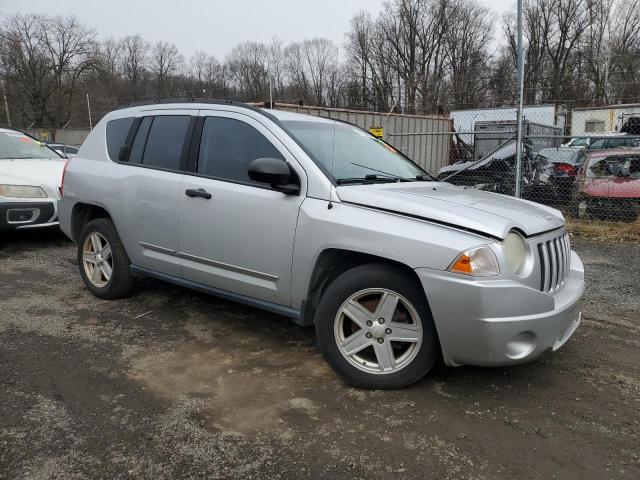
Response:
[[185, 188, 212, 199]]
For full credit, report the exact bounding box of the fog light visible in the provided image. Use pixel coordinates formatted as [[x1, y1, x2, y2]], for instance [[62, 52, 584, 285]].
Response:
[[505, 331, 537, 359], [7, 208, 39, 223]]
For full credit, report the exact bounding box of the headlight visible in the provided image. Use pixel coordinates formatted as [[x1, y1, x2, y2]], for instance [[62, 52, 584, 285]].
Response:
[[449, 245, 500, 276], [504, 231, 528, 274], [0, 185, 47, 198]]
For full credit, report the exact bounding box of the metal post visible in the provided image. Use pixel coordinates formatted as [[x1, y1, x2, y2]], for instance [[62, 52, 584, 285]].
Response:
[[2, 92, 10, 127], [269, 77, 273, 109], [514, 0, 525, 198], [86, 93, 93, 130], [2, 79, 11, 127]]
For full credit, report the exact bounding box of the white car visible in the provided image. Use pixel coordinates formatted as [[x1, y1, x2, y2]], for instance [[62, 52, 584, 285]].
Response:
[[0, 128, 66, 231], [562, 132, 629, 148]]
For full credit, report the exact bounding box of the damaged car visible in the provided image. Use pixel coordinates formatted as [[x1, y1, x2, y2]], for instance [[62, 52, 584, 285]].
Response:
[[575, 148, 640, 222], [437, 140, 552, 200]]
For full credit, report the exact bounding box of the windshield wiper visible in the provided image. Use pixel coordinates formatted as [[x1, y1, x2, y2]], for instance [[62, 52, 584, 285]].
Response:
[[336, 174, 403, 185], [412, 174, 436, 182], [350, 162, 410, 181]]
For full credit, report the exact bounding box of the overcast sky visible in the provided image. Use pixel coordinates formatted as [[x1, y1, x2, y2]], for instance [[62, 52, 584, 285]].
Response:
[[1, 0, 514, 59]]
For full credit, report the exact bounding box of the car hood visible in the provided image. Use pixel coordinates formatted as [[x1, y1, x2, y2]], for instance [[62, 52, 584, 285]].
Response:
[[0, 158, 66, 197], [336, 182, 564, 239], [0, 158, 66, 189]]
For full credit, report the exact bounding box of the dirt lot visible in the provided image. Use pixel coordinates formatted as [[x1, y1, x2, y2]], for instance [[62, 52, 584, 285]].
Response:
[[0, 229, 638, 479]]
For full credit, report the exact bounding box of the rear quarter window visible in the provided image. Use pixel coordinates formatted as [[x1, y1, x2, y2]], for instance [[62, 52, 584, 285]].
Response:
[[106, 117, 135, 161]]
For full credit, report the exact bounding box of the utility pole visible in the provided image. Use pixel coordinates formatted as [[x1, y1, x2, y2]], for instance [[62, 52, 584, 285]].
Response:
[[514, 0, 525, 198], [86, 93, 93, 130], [2, 79, 11, 127]]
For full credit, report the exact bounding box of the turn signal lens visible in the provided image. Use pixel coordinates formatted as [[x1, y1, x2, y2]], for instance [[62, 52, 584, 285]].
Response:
[[449, 246, 500, 276], [451, 254, 473, 273]]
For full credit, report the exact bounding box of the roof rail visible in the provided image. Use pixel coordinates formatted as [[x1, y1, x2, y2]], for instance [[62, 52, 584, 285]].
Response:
[[117, 97, 262, 112], [116, 97, 283, 124]]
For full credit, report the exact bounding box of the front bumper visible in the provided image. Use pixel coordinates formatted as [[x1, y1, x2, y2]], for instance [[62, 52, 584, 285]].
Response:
[[0, 200, 58, 231], [416, 250, 585, 367]]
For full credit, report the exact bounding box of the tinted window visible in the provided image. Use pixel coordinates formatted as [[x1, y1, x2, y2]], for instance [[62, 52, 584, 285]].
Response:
[[198, 117, 284, 184], [141, 116, 191, 170], [128, 117, 152, 164], [106, 117, 134, 161], [607, 138, 629, 149], [588, 138, 606, 149]]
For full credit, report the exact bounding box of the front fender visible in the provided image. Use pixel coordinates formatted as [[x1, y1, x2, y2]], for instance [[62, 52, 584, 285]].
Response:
[[291, 198, 497, 308]]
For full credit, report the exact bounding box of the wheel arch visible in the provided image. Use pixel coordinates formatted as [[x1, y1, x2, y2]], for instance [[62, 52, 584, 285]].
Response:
[[70, 202, 113, 243], [300, 248, 431, 327]]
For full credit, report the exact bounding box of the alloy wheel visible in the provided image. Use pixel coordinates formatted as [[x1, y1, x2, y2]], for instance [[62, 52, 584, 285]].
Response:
[[82, 232, 113, 288], [334, 288, 423, 374]]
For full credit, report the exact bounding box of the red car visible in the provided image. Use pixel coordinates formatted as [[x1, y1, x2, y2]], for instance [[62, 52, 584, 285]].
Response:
[[575, 148, 640, 221]]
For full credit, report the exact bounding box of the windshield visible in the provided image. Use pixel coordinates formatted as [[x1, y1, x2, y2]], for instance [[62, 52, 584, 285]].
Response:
[[570, 137, 588, 147], [0, 131, 61, 160], [587, 155, 640, 178], [282, 120, 428, 182]]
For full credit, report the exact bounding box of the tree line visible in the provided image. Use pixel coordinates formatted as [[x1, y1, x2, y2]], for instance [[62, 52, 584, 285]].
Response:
[[1, 0, 639, 129]]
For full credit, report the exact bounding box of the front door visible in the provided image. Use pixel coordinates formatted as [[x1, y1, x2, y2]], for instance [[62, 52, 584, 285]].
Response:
[[178, 111, 306, 306]]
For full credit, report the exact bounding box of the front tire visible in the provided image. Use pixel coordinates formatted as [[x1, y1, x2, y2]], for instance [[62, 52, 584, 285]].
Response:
[[315, 264, 438, 389], [77, 218, 135, 299]]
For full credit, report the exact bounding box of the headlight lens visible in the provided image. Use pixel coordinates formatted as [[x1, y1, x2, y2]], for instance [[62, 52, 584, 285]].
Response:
[[0, 185, 47, 198], [449, 245, 500, 276], [504, 231, 528, 274]]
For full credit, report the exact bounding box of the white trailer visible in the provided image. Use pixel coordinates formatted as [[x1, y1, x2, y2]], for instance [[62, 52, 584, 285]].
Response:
[[450, 104, 566, 144], [570, 104, 640, 136]]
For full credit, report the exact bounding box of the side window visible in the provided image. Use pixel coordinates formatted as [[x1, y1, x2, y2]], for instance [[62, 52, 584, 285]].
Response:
[[197, 117, 284, 185], [607, 138, 624, 149], [588, 138, 606, 149], [106, 117, 134, 161], [141, 116, 191, 170], [128, 117, 153, 164]]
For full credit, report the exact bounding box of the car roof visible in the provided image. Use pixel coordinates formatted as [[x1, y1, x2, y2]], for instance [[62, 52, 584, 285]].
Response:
[[266, 109, 334, 124], [586, 147, 640, 158], [0, 127, 24, 134], [110, 99, 335, 125]]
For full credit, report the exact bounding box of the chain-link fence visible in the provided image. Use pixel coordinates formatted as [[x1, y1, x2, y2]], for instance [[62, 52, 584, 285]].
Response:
[[388, 104, 640, 228]]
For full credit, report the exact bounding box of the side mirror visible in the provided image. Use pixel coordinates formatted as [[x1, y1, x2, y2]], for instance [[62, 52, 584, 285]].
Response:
[[248, 157, 300, 195]]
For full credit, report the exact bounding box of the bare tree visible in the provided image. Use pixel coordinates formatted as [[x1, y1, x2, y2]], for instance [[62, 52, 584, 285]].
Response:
[[609, 0, 640, 102], [150, 41, 183, 95], [541, 0, 588, 102], [119, 35, 149, 100], [0, 13, 96, 126], [287, 39, 339, 106], [0, 14, 52, 125], [226, 42, 269, 101], [444, 0, 493, 109], [583, 0, 614, 104], [39, 15, 97, 126]]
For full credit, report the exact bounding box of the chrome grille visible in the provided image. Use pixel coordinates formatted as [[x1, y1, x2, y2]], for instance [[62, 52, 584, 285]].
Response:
[[537, 232, 571, 293]]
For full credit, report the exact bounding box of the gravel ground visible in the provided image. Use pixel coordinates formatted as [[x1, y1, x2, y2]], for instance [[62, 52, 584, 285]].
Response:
[[0, 229, 638, 479]]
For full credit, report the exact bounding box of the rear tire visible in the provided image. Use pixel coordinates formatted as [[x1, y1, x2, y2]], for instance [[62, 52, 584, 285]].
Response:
[[315, 264, 438, 389], [77, 218, 135, 299]]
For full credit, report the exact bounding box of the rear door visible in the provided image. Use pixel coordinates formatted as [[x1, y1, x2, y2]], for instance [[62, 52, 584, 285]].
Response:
[[119, 109, 196, 277], [177, 110, 306, 306]]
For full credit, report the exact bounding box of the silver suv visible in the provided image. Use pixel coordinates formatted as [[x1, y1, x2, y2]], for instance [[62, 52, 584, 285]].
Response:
[[59, 100, 585, 389]]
